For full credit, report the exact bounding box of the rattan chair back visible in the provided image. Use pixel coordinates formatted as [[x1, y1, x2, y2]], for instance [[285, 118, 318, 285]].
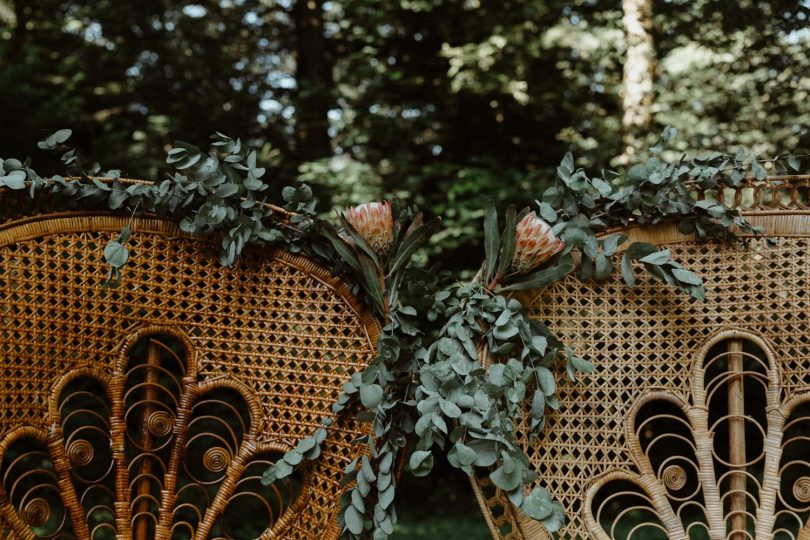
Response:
[[473, 177, 810, 539], [0, 189, 379, 540]]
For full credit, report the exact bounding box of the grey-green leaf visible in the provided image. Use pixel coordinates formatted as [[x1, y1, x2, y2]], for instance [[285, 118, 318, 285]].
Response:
[[360, 384, 384, 409], [522, 487, 554, 520], [0, 170, 26, 190], [467, 439, 498, 467], [672, 268, 703, 285], [344, 504, 364, 535], [103, 241, 129, 268], [536, 367, 556, 396], [639, 249, 671, 265], [453, 441, 478, 467]]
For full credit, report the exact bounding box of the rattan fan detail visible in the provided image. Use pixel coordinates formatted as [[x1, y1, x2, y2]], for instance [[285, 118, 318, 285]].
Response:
[[0, 203, 380, 540], [472, 177, 810, 539]]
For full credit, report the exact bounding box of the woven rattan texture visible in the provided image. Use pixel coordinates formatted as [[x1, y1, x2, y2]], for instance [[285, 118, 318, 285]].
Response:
[[0, 211, 379, 539], [472, 178, 810, 539]]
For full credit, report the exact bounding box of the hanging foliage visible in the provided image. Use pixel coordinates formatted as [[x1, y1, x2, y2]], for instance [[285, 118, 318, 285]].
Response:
[[0, 127, 804, 538]]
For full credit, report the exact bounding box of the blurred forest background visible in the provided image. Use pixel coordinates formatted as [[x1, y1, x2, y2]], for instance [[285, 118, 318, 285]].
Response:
[[1, 0, 808, 276], [0, 1, 808, 537]]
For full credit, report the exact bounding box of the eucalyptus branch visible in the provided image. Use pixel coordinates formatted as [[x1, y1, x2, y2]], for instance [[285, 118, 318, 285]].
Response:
[[265, 204, 441, 539], [2, 126, 805, 539]]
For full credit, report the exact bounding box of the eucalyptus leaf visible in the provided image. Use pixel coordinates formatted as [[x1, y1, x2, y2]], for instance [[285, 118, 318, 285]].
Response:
[[360, 384, 384, 409], [103, 241, 129, 268], [536, 367, 556, 396], [378, 484, 396, 509], [466, 439, 498, 467], [639, 249, 671, 266], [537, 202, 557, 222], [672, 268, 703, 285], [491, 459, 523, 491], [452, 441, 478, 467], [0, 170, 26, 189], [53, 129, 72, 144], [602, 234, 627, 256], [621, 250, 636, 288], [593, 253, 612, 281], [344, 505, 364, 535], [522, 487, 555, 521], [118, 226, 132, 243], [788, 156, 801, 172], [569, 353, 595, 374], [409, 450, 434, 476], [439, 398, 462, 418]]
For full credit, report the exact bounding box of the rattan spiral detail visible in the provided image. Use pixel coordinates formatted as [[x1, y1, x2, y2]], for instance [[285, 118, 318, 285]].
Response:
[[661, 465, 688, 492], [471, 177, 810, 539], [0, 200, 380, 539], [793, 479, 810, 505]]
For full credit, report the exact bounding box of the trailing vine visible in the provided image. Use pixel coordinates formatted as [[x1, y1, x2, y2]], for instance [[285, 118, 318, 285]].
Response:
[[0, 127, 805, 538]]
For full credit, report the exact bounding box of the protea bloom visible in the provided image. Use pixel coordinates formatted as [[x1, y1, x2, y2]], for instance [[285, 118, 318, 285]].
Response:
[[510, 211, 565, 274], [345, 201, 394, 255]]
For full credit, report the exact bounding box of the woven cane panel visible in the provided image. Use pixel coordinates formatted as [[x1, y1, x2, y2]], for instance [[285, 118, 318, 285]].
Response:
[[0, 213, 379, 539], [526, 230, 810, 539], [473, 206, 810, 539]]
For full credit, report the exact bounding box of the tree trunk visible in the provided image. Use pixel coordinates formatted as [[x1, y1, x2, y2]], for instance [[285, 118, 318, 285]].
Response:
[[620, 0, 655, 162], [292, 0, 332, 162]]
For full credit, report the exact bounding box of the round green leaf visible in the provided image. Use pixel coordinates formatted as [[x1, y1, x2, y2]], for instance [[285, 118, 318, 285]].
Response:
[[344, 504, 364, 535], [2, 158, 22, 171], [53, 129, 72, 144], [360, 384, 384, 409], [1, 170, 26, 190], [453, 441, 478, 467], [521, 487, 554, 521], [283, 450, 303, 465], [466, 439, 498, 467], [103, 241, 129, 268], [408, 450, 434, 476]]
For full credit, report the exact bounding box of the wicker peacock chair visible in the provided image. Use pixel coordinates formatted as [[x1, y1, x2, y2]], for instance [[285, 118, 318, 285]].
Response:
[[472, 176, 810, 539], [0, 184, 380, 539]]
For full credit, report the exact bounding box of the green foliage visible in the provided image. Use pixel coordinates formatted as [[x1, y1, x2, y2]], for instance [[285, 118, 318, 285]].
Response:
[[4, 1, 806, 276], [413, 281, 568, 530], [337, 129, 803, 536], [2, 1, 809, 536], [300, 129, 803, 536], [2, 127, 807, 538], [266, 229, 444, 539], [1, 129, 319, 284], [534, 128, 810, 299]]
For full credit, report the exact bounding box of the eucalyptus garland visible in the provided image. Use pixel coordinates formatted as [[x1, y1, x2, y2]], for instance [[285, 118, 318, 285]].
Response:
[[401, 129, 805, 532], [0, 127, 805, 538]]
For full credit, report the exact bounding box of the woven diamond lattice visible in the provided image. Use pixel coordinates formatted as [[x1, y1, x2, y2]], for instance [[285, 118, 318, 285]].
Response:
[[472, 178, 810, 540], [0, 209, 379, 540]]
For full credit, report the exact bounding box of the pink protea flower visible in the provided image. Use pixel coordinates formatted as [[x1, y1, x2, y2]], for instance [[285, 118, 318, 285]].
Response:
[[345, 201, 394, 255], [510, 211, 565, 274]]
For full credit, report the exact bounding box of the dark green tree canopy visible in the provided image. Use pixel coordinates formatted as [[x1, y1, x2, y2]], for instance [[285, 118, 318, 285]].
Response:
[[1, 0, 807, 271]]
